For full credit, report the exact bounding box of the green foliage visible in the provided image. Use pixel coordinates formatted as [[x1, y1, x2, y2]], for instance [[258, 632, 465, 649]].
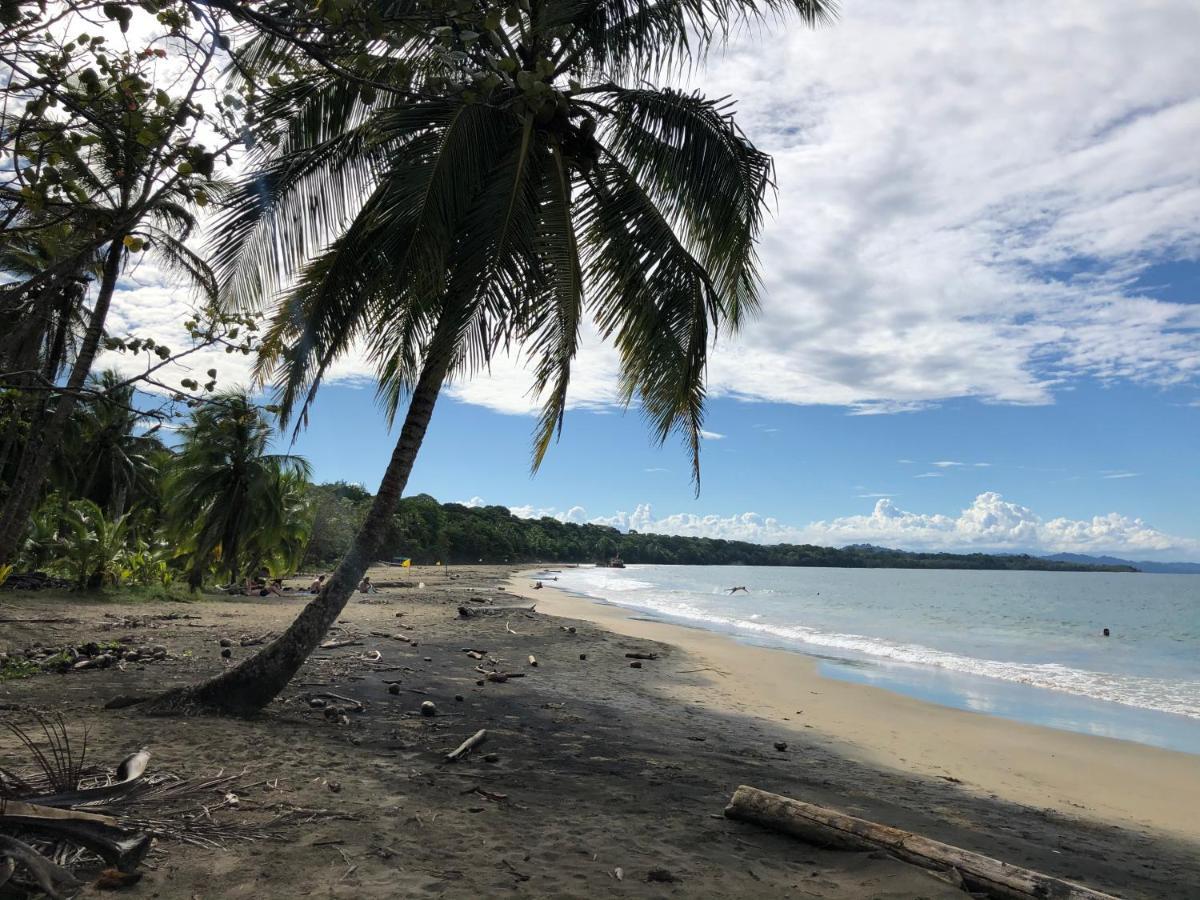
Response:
[[164, 391, 313, 583], [117, 539, 175, 587], [56, 498, 130, 588], [0, 656, 40, 682], [17, 501, 63, 571], [55, 370, 164, 517], [300, 482, 370, 567]]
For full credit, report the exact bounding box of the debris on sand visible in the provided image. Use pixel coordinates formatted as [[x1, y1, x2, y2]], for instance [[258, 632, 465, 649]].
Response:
[[0, 716, 292, 899], [4, 640, 172, 678]]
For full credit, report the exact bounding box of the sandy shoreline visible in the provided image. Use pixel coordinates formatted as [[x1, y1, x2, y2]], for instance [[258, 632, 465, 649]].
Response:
[[507, 569, 1200, 840], [2, 564, 1197, 898]]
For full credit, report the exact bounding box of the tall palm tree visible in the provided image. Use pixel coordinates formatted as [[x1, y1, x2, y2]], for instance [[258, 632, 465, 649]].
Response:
[[153, 0, 835, 713], [164, 392, 311, 586], [58, 369, 165, 520]]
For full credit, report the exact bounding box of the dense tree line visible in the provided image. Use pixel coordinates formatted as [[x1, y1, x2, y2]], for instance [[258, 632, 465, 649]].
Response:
[[3, 376, 313, 589], [302, 491, 1136, 572]]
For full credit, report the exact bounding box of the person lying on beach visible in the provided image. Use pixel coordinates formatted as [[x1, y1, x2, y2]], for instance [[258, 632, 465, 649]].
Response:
[[532, 581, 544, 589], [727, 586, 749, 594], [309, 574, 326, 593], [358, 576, 375, 593]]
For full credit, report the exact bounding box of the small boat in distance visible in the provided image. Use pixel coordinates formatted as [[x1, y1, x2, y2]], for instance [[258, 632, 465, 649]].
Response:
[[601, 554, 626, 569]]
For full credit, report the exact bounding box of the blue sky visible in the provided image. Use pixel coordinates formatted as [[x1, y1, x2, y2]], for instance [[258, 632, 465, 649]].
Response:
[[282, 370, 1200, 560], [106, 0, 1200, 559]]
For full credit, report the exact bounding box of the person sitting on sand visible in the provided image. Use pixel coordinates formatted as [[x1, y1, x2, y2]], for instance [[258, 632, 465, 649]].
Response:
[[260, 578, 284, 598], [358, 576, 375, 594], [532, 580, 544, 590], [309, 574, 326, 594], [727, 586, 749, 594]]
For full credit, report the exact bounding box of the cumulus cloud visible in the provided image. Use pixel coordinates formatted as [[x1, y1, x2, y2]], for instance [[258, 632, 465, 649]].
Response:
[[508, 504, 589, 524], [506, 493, 1199, 560], [699, 430, 726, 441], [102, 0, 1200, 417]]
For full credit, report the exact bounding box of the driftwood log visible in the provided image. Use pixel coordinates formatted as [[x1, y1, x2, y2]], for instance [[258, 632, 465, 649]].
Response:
[[445, 729, 487, 762], [724, 786, 1119, 900], [457, 605, 535, 618]]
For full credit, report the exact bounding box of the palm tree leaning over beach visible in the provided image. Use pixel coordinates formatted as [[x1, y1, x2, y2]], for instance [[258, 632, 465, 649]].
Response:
[[151, 0, 836, 713]]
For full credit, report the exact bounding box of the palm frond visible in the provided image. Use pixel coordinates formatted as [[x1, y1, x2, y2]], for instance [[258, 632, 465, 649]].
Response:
[[581, 159, 723, 487], [594, 86, 771, 324]]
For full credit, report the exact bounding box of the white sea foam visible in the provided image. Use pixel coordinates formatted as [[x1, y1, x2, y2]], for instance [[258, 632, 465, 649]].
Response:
[[560, 568, 1200, 720]]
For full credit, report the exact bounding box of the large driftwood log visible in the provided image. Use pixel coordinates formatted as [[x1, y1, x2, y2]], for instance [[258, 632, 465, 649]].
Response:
[[724, 786, 1120, 900], [457, 605, 535, 618]]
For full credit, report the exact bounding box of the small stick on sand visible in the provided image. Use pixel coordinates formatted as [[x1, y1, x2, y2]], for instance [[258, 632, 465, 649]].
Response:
[[446, 730, 488, 762]]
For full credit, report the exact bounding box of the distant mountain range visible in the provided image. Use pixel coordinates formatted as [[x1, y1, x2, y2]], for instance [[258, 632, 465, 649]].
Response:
[[842, 545, 1199, 574], [1042, 553, 1200, 575]]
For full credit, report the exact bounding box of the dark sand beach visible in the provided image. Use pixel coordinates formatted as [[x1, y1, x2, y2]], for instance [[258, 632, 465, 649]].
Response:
[[2, 564, 1197, 898]]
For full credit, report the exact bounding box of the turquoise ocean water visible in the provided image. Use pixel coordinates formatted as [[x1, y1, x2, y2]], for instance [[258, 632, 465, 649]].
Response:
[[545, 564, 1200, 754]]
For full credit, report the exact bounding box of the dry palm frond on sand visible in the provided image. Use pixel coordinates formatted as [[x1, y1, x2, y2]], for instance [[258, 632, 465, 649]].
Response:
[[0, 715, 294, 898]]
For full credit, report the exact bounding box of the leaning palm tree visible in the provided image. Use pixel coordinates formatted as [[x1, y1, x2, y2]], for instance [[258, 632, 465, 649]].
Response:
[[164, 392, 311, 587], [152, 0, 835, 713]]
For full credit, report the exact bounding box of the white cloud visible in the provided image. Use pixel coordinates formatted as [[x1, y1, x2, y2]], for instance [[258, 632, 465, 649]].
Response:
[[103, 0, 1200, 419], [511, 493, 1200, 560], [508, 503, 589, 524], [932, 461, 964, 468], [460, 496, 486, 508], [1101, 472, 1142, 480], [914, 472, 943, 479], [699, 430, 726, 441]]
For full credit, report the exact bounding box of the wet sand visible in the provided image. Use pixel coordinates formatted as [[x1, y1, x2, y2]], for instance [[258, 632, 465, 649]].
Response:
[[507, 572, 1200, 840]]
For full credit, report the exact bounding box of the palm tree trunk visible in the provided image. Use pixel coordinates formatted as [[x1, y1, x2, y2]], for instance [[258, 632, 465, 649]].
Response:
[[148, 328, 456, 715], [0, 236, 126, 566]]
